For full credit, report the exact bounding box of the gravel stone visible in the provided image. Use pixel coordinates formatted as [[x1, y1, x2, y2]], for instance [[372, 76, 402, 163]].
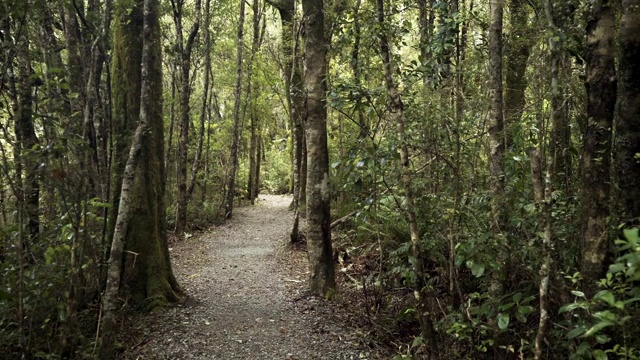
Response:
[[121, 195, 375, 360]]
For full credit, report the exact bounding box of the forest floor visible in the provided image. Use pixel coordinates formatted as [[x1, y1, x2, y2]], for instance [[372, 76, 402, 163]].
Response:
[[121, 194, 377, 359]]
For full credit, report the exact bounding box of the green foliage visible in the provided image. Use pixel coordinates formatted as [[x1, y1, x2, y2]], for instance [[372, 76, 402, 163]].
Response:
[[559, 229, 640, 359], [261, 138, 291, 194]]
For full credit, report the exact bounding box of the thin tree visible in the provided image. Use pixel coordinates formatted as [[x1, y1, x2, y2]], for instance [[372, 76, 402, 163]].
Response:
[[265, 0, 305, 240], [224, 0, 247, 219], [246, 0, 266, 204], [376, 0, 435, 354], [173, 0, 202, 234], [487, 0, 507, 304], [535, 0, 560, 356], [187, 0, 212, 200]]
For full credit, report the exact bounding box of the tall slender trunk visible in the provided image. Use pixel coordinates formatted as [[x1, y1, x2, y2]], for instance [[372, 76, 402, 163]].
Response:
[[580, 0, 616, 295], [14, 20, 40, 247], [535, 0, 560, 356], [188, 0, 212, 199], [488, 0, 506, 304], [376, 0, 435, 355], [246, 0, 265, 204], [224, 0, 247, 219], [504, 0, 532, 151], [302, 0, 335, 295], [351, 0, 368, 139], [174, 0, 202, 234]]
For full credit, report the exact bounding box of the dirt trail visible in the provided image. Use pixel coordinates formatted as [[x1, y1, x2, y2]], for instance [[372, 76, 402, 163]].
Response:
[[123, 194, 371, 359]]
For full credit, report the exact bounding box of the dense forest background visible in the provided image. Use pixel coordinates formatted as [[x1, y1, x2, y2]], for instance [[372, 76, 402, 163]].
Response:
[[1, 0, 639, 358]]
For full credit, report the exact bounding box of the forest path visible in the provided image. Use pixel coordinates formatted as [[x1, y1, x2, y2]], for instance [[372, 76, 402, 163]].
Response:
[[123, 194, 371, 359]]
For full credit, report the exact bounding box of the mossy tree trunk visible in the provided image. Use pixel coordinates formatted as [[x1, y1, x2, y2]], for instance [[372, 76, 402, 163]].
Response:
[[302, 0, 335, 295], [488, 0, 507, 306], [108, 0, 184, 315]]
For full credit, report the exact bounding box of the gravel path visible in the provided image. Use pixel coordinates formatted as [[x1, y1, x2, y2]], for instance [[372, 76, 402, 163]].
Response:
[[122, 194, 372, 359]]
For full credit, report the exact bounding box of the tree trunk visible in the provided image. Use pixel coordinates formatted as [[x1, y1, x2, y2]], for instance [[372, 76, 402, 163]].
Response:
[[100, 0, 181, 356], [535, 0, 559, 356], [504, 0, 532, 151], [266, 0, 306, 238], [108, 0, 184, 312], [246, 0, 265, 205], [188, 0, 212, 200], [224, 0, 246, 219], [302, 0, 335, 296], [174, 0, 202, 234], [580, 0, 616, 295], [376, 0, 435, 354], [488, 0, 507, 304], [14, 21, 40, 248], [616, 0, 640, 222]]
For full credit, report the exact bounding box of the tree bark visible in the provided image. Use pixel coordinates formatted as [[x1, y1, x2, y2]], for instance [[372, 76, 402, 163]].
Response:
[[108, 0, 184, 313], [581, 0, 616, 295], [302, 0, 335, 296], [187, 0, 212, 200], [174, 0, 202, 234], [266, 0, 305, 239], [246, 0, 265, 205], [14, 18, 40, 247], [224, 0, 247, 219], [488, 0, 507, 304], [504, 0, 532, 151], [535, 0, 559, 356], [616, 0, 640, 222], [100, 0, 168, 356]]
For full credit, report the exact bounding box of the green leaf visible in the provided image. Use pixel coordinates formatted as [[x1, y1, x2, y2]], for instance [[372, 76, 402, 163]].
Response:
[[593, 310, 616, 322], [594, 334, 611, 344], [497, 313, 510, 330], [594, 290, 615, 306], [608, 262, 625, 274], [466, 260, 485, 278], [571, 290, 586, 298], [567, 326, 586, 339], [559, 301, 588, 313], [582, 320, 615, 337], [517, 305, 535, 315], [623, 228, 639, 246], [411, 336, 424, 349], [512, 292, 523, 304], [592, 349, 608, 360]]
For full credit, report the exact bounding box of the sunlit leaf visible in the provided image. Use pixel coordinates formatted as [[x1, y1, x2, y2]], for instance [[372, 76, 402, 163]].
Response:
[[497, 313, 509, 330]]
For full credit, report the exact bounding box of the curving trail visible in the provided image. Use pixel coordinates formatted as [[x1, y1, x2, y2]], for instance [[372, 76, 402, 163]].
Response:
[[122, 195, 371, 359]]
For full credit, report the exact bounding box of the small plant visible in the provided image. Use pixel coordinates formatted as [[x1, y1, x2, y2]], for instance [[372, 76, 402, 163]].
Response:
[[560, 228, 640, 360]]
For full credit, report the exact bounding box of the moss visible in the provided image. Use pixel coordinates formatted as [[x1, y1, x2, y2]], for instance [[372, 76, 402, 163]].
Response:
[[110, 0, 184, 312]]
